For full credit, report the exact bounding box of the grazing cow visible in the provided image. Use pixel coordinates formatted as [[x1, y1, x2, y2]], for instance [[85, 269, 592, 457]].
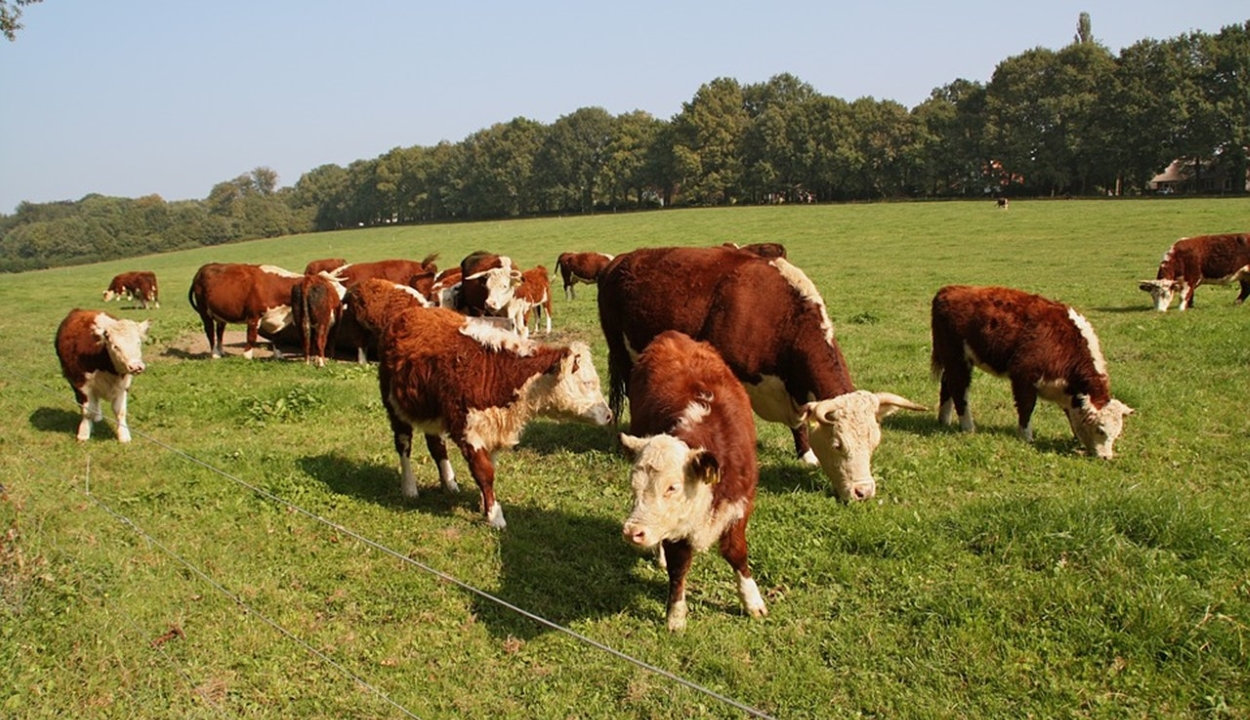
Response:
[[187, 263, 303, 359], [378, 306, 613, 528], [506, 265, 554, 338], [304, 258, 347, 276], [1138, 233, 1250, 311], [598, 246, 926, 502], [996, 197, 1010, 210], [54, 309, 150, 443], [620, 331, 766, 630], [339, 278, 432, 364], [102, 271, 160, 309], [457, 251, 522, 320], [722, 242, 788, 259], [326, 255, 440, 289], [930, 284, 1135, 458], [555, 251, 614, 300], [291, 273, 346, 368]]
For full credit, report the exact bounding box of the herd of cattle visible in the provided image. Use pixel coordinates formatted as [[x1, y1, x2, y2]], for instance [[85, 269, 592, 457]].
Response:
[[55, 232, 1248, 629]]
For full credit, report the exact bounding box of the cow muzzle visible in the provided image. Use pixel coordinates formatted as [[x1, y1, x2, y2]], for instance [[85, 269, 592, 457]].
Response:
[[843, 478, 876, 502], [622, 522, 654, 549]]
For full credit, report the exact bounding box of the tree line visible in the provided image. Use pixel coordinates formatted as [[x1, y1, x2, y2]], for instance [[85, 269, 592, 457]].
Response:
[[2, 16, 1246, 272]]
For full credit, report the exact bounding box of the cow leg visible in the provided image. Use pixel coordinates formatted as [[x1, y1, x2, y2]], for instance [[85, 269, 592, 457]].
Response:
[[1011, 378, 1039, 443], [461, 445, 505, 529], [387, 416, 418, 499], [791, 426, 818, 465], [661, 539, 695, 631], [244, 320, 260, 360], [112, 388, 132, 443], [214, 320, 227, 359], [424, 434, 459, 493], [1178, 281, 1194, 310], [1236, 279, 1250, 305], [938, 361, 974, 431], [719, 520, 766, 619], [74, 389, 94, 441]]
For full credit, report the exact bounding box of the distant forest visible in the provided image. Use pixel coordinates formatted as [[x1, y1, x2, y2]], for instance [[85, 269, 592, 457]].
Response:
[[3, 16, 1247, 272]]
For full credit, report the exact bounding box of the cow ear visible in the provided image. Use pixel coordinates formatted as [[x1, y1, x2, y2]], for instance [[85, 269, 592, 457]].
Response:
[[686, 448, 720, 484], [1137, 281, 1154, 292], [619, 433, 647, 458], [139, 320, 152, 338]]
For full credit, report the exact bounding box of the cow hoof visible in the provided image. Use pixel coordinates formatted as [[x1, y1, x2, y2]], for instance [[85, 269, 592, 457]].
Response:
[[666, 601, 688, 632], [799, 449, 819, 466], [486, 503, 507, 529]]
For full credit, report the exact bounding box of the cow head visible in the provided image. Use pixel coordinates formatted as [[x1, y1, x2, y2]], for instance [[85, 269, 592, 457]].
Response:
[[1138, 279, 1177, 311], [618, 433, 719, 551], [799, 391, 927, 501], [537, 342, 613, 426], [1066, 398, 1134, 459], [94, 315, 150, 375], [465, 259, 523, 314]]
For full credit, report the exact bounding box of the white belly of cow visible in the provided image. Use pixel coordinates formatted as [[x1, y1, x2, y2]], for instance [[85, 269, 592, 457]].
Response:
[[743, 374, 802, 426], [83, 369, 132, 404]]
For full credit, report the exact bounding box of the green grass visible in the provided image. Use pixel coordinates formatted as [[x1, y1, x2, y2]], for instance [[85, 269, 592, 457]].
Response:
[[2, 198, 1248, 718]]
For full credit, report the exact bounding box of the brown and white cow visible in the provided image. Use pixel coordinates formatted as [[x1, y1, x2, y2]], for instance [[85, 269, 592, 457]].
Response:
[[505, 265, 554, 338], [378, 306, 612, 528], [339, 278, 432, 364], [304, 258, 347, 276], [620, 331, 767, 630], [102, 271, 160, 309], [326, 255, 441, 289], [555, 251, 613, 300], [187, 263, 304, 359], [930, 284, 1134, 458], [1139, 233, 1250, 311], [291, 273, 347, 368], [598, 246, 926, 502], [721, 242, 788, 259], [457, 251, 522, 320], [54, 309, 150, 443]]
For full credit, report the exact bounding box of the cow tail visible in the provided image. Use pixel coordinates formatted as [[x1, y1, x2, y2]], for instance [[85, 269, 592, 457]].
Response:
[[187, 281, 201, 314], [929, 300, 947, 382]]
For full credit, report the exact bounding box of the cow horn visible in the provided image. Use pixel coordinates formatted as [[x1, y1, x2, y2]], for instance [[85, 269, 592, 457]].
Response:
[[874, 392, 927, 420]]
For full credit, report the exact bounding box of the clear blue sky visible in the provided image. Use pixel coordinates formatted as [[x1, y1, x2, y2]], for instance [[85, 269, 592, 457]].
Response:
[[1, 1, 1245, 214]]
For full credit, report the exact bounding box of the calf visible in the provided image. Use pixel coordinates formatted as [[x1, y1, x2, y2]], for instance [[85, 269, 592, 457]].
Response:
[[187, 263, 303, 359], [1139, 233, 1250, 311], [378, 306, 612, 528], [103, 271, 160, 309], [621, 331, 766, 631], [339, 278, 432, 363], [54, 309, 150, 443], [457, 251, 522, 320], [930, 285, 1134, 458], [555, 251, 613, 300], [505, 265, 554, 338], [291, 273, 346, 368]]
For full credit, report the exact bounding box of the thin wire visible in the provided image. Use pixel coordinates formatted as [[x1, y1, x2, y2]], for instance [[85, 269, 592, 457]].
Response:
[[6, 364, 776, 719]]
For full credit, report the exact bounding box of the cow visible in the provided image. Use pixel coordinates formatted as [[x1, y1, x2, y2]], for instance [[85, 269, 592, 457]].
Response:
[[187, 263, 304, 359], [326, 255, 440, 289], [620, 331, 767, 631], [377, 306, 613, 528], [339, 278, 432, 364], [425, 266, 463, 308], [930, 284, 1135, 459], [555, 251, 614, 300], [102, 271, 160, 309], [721, 242, 788, 259], [996, 197, 1010, 210], [54, 309, 150, 443], [291, 273, 347, 368], [457, 251, 522, 320], [505, 265, 554, 338], [304, 258, 347, 276], [598, 246, 926, 502], [1138, 233, 1250, 311]]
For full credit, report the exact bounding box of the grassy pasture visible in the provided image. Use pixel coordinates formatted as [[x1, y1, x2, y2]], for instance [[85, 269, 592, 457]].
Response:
[[1, 198, 1248, 718]]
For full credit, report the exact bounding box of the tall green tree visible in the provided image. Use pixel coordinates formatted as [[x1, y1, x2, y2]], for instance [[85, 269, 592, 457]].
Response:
[[671, 78, 749, 205], [1, 0, 41, 41], [533, 107, 614, 213]]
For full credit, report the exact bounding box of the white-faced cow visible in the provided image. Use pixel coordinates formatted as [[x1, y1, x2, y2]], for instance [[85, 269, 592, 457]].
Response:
[[505, 265, 554, 338], [621, 331, 767, 631], [1139, 233, 1250, 311], [457, 251, 522, 321], [54, 309, 150, 443], [339, 278, 432, 364], [930, 284, 1135, 458], [598, 246, 926, 502], [555, 251, 614, 300], [187, 263, 304, 359], [103, 271, 160, 309], [378, 306, 613, 528], [291, 273, 347, 368]]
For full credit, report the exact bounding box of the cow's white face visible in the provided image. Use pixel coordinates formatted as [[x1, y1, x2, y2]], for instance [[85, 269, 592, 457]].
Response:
[[800, 390, 926, 502], [469, 258, 523, 313], [1066, 398, 1134, 459], [94, 315, 150, 375], [541, 342, 613, 426], [1139, 279, 1177, 311], [619, 433, 721, 551]]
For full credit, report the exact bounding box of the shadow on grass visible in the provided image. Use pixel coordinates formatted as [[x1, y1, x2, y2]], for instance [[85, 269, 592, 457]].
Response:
[[29, 406, 80, 434], [299, 452, 479, 517], [518, 419, 617, 455], [1092, 304, 1156, 314]]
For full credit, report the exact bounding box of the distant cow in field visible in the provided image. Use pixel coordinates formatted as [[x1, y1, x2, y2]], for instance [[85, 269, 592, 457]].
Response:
[[103, 271, 160, 309], [187, 263, 304, 359], [291, 273, 346, 368], [555, 251, 613, 300], [304, 258, 347, 276], [996, 197, 1010, 210], [377, 306, 612, 528], [339, 278, 432, 363], [621, 331, 767, 630], [930, 284, 1134, 458], [599, 246, 926, 502], [54, 309, 150, 443], [326, 255, 440, 289], [506, 265, 554, 337], [1138, 233, 1250, 311], [457, 251, 522, 320]]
